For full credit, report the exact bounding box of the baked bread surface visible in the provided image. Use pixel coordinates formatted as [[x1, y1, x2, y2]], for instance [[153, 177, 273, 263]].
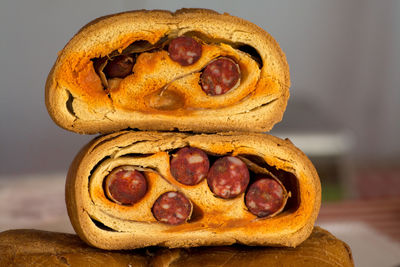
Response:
[[154, 226, 354, 267], [66, 131, 320, 249], [0, 227, 353, 267], [46, 8, 290, 134], [0, 229, 148, 266]]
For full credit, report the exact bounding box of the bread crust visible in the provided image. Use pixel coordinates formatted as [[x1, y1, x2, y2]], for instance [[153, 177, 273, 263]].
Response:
[[0, 227, 353, 267], [66, 131, 320, 249], [154, 226, 354, 267], [0, 229, 148, 266], [46, 8, 290, 134]]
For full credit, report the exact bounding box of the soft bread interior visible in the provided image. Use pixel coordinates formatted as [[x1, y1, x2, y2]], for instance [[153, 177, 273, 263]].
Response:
[[66, 131, 320, 249], [46, 9, 290, 134]]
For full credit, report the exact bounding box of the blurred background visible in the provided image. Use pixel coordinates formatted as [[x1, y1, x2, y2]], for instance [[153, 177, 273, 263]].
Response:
[[0, 1, 399, 266]]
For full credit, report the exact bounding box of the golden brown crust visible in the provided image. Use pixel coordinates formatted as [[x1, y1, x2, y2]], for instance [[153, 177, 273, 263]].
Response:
[[46, 8, 290, 134], [154, 227, 354, 267], [0, 229, 149, 267], [66, 131, 320, 250], [0, 227, 353, 267]]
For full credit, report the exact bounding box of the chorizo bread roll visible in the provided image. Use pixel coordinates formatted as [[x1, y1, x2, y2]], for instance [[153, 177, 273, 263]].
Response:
[[66, 131, 321, 249], [153, 227, 354, 267], [46, 8, 290, 134], [0, 227, 354, 267], [0, 229, 148, 267]]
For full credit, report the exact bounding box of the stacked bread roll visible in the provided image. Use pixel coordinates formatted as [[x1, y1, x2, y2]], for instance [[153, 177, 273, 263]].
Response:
[[0, 227, 354, 266], [45, 8, 323, 252]]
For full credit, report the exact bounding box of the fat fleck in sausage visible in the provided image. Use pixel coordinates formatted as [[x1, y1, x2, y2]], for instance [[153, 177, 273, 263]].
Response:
[[200, 57, 240, 95], [245, 177, 285, 217], [152, 191, 192, 225], [104, 166, 147, 205], [168, 36, 202, 66], [207, 156, 250, 199], [170, 147, 210, 185]]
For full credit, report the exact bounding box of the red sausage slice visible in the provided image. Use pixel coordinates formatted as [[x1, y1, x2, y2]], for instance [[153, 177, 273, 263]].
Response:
[[168, 36, 202, 66], [207, 156, 250, 199], [170, 147, 210, 185], [200, 57, 240, 95], [152, 191, 192, 225], [245, 178, 285, 217], [104, 166, 147, 205], [103, 55, 135, 78]]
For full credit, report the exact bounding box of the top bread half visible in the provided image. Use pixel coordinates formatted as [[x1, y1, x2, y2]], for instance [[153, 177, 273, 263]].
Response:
[[45, 8, 290, 134]]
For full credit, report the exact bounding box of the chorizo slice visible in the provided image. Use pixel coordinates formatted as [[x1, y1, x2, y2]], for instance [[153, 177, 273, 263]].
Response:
[[168, 36, 202, 66], [245, 177, 285, 217], [200, 57, 240, 95], [152, 191, 193, 225], [103, 55, 135, 78], [207, 156, 250, 199], [170, 147, 210, 185], [104, 166, 147, 205]]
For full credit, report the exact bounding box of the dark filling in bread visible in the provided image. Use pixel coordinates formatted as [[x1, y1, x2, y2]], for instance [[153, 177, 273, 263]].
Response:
[[92, 147, 300, 227], [91, 32, 262, 93], [182, 31, 263, 68], [238, 154, 300, 214]]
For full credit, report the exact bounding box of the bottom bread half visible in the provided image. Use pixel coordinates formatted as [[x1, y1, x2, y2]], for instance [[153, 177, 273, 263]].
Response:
[[66, 131, 321, 249], [0, 227, 353, 267]]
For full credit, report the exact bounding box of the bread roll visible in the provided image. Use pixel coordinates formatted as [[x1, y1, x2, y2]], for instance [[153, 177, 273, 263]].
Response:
[[154, 226, 354, 267], [66, 131, 320, 249], [0, 227, 353, 267], [0, 229, 148, 267], [45, 9, 290, 134]]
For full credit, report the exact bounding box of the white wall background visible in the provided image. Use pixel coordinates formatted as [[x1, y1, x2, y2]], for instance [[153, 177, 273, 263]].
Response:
[[0, 0, 399, 175]]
